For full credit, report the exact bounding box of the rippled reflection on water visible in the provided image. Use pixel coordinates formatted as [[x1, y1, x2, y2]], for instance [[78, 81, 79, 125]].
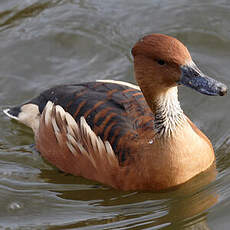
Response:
[[1, 0, 230, 229]]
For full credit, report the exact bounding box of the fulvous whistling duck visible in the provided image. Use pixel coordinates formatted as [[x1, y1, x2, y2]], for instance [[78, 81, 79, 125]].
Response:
[[4, 34, 227, 191]]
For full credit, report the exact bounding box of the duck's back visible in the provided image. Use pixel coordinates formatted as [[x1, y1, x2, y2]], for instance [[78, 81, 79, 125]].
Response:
[[8, 81, 154, 163]]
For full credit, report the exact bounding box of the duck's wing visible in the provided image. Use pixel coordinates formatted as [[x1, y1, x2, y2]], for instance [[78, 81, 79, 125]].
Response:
[[4, 81, 154, 159], [4, 81, 155, 183]]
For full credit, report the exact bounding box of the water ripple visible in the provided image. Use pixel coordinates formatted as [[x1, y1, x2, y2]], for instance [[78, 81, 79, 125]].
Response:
[[1, 0, 230, 229]]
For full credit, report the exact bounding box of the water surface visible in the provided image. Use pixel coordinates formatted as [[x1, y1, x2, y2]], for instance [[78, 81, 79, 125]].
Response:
[[1, 0, 230, 229]]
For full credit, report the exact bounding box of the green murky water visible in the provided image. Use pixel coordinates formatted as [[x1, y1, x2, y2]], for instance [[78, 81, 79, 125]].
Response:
[[1, 0, 230, 229]]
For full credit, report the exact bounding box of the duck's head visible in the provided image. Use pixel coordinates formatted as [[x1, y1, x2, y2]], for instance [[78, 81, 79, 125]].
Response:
[[132, 34, 227, 97]]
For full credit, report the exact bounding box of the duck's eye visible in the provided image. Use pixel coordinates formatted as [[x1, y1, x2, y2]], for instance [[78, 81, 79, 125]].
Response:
[[157, 60, 165, 65]]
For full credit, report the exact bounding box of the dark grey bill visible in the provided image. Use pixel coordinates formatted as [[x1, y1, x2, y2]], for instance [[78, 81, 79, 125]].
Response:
[[178, 61, 227, 96]]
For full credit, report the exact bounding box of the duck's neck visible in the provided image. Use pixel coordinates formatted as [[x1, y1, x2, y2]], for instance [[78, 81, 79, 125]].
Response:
[[152, 87, 186, 137]]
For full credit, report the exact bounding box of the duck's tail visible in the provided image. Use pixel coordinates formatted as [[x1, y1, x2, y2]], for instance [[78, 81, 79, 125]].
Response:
[[3, 103, 41, 133]]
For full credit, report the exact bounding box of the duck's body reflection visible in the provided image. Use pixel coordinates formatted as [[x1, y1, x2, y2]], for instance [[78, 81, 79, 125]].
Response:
[[40, 163, 217, 230]]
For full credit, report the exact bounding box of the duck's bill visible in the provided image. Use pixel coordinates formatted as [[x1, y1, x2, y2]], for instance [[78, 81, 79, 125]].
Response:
[[178, 61, 227, 96]]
